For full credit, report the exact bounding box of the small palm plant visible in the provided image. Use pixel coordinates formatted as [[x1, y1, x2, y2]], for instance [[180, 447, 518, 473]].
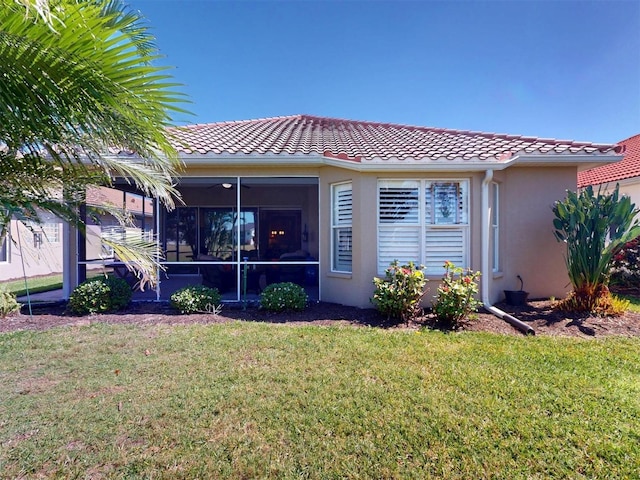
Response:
[[552, 185, 640, 314]]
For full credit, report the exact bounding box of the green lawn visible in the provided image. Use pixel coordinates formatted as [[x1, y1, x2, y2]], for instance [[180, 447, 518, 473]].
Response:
[[3, 271, 109, 297], [617, 293, 640, 313], [3, 273, 63, 297], [1, 322, 638, 478]]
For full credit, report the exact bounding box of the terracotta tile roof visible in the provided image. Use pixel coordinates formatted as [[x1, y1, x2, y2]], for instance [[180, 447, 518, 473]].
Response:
[[166, 114, 619, 163], [578, 134, 640, 187]]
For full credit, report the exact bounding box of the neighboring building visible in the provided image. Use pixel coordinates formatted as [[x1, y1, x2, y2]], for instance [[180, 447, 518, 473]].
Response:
[[0, 187, 152, 283], [59, 115, 622, 308], [578, 133, 640, 203], [0, 212, 64, 283]]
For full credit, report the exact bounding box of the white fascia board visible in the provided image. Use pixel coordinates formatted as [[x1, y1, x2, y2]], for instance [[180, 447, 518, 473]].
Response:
[[178, 153, 487, 172], [505, 153, 623, 168], [179, 153, 325, 167], [109, 152, 623, 175], [103, 153, 144, 161], [322, 156, 494, 172]]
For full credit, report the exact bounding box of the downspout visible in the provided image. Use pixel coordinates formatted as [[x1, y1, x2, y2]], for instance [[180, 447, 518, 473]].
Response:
[[481, 170, 535, 335]]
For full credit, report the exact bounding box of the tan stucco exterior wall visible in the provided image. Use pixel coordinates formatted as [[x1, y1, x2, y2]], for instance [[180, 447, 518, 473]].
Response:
[[493, 167, 574, 303], [318, 167, 359, 306], [319, 166, 577, 308], [319, 169, 483, 308]]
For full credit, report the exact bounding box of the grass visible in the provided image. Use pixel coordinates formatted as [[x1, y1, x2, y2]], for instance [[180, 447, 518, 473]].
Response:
[[3, 273, 63, 297], [616, 293, 640, 313], [4, 271, 108, 297], [1, 322, 639, 478]]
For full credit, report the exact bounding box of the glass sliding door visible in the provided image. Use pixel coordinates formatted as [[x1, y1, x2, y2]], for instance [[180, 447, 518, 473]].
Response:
[[165, 207, 197, 264], [201, 208, 235, 260]]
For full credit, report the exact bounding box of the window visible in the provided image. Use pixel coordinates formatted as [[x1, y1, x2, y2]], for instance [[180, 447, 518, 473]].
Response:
[[25, 220, 60, 249], [42, 222, 60, 244], [378, 179, 469, 275], [0, 234, 7, 262], [331, 182, 352, 272], [491, 182, 500, 272]]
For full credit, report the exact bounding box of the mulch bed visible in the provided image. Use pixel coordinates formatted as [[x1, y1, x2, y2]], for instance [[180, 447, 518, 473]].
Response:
[[2, 295, 640, 338]]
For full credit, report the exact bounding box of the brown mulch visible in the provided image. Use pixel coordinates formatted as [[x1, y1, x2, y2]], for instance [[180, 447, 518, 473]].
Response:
[[2, 293, 640, 338]]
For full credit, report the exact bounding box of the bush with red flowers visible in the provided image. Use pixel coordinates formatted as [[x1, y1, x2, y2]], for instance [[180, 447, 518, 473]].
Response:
[[432, 261, 481, 330], [371, 260, 427, 324], [611, 236, 640, 287]]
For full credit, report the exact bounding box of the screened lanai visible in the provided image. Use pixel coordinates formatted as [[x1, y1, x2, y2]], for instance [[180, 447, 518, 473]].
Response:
[[80, 176, 320, 303]]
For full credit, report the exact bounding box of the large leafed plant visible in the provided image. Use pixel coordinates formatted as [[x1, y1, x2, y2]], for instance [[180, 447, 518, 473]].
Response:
[[552, 185, 640, 314]]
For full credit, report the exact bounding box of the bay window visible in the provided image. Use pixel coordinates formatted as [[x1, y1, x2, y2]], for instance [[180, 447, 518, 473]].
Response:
[[378, 179, 469, 275]]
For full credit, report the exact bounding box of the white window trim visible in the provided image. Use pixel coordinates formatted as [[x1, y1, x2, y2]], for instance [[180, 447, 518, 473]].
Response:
[[331, 181, 353, 273], [377, 179, 470, 275], [491, 182, 500, 273]]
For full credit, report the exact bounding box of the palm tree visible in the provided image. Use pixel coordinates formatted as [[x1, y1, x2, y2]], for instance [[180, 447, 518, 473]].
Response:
[[0, 0, 188, 288]]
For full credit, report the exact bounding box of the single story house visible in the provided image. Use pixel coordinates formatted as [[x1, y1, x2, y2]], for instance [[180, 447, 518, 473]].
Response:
[[578, 133, 640, 201], [66, 115, 623, 309]]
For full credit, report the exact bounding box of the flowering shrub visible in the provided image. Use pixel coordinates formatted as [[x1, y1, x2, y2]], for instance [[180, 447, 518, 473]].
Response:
[[432, 261, 481, 329], [371, 260, 427, 324], [260, 282, 308, 312], [170, 285, 222, 314], [68, 276, 132, 315], [0, 287, 20, 318], [611, 236, 640, 287]]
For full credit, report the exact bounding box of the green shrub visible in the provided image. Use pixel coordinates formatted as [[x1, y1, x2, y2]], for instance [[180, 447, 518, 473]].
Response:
[[0, 287, 20, 318], [611, 236, 640, 287], [371, 260, 427, 324], [432, 261, 481, 329], [260, 282, 308, 312], [170, 285, 222, 314], [68, 276, 132, 315]]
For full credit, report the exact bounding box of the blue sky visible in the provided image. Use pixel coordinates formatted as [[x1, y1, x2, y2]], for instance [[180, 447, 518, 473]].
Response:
[[129, 0, 639, 144]]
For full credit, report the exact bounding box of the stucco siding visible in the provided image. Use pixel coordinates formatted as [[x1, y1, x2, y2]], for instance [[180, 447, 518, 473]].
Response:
[[320, 170, 484, 308], [496, 167, 574, 302], [602, 178, 640, 212], [0, 220, 64, 282], [319, 167, 361, 306]]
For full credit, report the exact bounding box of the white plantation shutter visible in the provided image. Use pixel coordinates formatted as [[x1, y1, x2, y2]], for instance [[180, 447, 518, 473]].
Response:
[[334, 186, 352, 225], [332, 182, 352, 272], [424, 229, 466, 273], [377, 179, 469, 275], [378, 227, 421, 272], [424, 181, 468, 274], [379, 181, 420, 224], [377, 180, 421, 272]]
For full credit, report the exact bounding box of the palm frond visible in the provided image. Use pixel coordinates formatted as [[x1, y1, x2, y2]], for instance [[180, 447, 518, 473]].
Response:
[[0, 0, 191, 283]]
